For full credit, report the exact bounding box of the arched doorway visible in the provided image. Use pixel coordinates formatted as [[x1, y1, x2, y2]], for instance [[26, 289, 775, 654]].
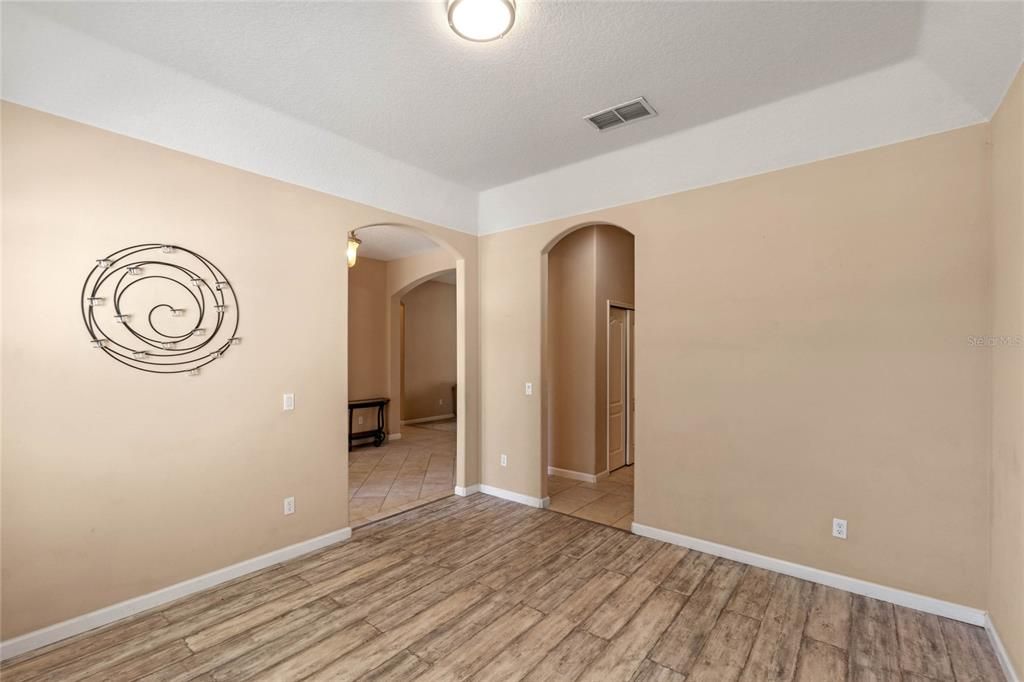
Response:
[[541, 223, 636, 529], [345, 224, 469, 527]]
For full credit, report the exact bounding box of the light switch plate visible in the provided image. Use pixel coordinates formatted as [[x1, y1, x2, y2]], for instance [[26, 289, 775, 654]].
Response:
[[283, 393, 295, 411]]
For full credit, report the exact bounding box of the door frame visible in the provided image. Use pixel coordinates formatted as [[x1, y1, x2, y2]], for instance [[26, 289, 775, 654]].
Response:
[[606, 300, 635, 474]]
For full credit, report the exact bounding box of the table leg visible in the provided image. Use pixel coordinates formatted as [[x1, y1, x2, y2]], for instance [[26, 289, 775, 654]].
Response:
[[374, 403, 385, 447], [348, 408, 354, 450]]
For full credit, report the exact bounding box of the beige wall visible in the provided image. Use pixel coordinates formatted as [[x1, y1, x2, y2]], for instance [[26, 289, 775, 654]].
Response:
[[401, 279, 457, 421], [347, 257, 388, 429], [547, 227, 598, 474], [481, 123, 992, 608], [546, 225, 634, 475], [989, 65, 1024, 674], [384, 248, 459, 437], [0, 103, 480, 639]]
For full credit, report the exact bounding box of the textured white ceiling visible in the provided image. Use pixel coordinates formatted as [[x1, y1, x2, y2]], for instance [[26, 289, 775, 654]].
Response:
[[1, 1, 930, 189], [356, 225, 442, 261], [1, 3, 479, 233], [3, 2, 1022, 234]]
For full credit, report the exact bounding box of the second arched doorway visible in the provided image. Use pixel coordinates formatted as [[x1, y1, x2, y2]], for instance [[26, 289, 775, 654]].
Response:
[[542, 222, 636, 529]]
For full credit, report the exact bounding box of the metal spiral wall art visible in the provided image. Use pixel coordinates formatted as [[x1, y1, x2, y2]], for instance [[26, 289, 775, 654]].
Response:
[[81, 244, 240, 375]]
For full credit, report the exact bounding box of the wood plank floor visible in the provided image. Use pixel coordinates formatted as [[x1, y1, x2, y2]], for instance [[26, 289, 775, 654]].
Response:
[[1, 494, 1006, 681]]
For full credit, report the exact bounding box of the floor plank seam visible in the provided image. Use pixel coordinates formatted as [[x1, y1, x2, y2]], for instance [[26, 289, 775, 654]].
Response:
[[736, 618, 766, 681], [684, 561, 753, 678]]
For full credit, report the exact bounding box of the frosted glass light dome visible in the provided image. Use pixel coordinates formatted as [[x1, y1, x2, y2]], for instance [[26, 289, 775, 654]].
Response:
[[447, 0, 515, 42]]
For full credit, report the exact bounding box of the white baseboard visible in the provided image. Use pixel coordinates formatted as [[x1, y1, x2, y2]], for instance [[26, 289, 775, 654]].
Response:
[[631, 522, 986, 627], [545, 467, 612, 483], [454, 484, 480, 496], [479, 484, 549, 509], [547, 466, 598, 483], [387, 433, 402, 441], [986, 613, 1021, 682], [0, 527, 352, 662], [401, 414, 455, 425]]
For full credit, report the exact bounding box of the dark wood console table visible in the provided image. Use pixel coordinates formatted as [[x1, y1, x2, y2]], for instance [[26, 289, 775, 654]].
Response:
[[348, 397, 390, 448]]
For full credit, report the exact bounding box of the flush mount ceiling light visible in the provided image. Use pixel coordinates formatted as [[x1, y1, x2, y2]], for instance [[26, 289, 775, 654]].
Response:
[[447, 0, 515, 42]]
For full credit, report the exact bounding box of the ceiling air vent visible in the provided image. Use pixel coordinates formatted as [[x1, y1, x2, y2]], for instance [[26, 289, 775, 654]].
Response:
[[585, 97, 657, 131]]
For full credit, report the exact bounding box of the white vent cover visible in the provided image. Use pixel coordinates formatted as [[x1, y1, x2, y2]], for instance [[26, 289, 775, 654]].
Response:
[[585, 97, 657, 131]]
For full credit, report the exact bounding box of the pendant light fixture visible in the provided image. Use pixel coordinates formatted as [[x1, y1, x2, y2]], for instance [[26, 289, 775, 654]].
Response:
[[346, 231, 362, 268], [447, 0, 515, 42]]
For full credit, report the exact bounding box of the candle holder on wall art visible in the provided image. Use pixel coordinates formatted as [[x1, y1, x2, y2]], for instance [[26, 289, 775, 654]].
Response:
[[81, 243, 241, 375]]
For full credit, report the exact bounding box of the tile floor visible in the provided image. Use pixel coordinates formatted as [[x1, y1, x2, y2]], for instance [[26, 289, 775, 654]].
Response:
[[547, 465, 634, 529], [348, 423, 456, 527]]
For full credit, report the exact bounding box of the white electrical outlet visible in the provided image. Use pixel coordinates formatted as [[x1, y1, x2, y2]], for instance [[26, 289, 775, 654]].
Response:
[[832, 518, 848, 539], [525, 382, 533, 396], [283, 393, 295, 411], [500, 453, 508, 467], [284, 497, 295, 515]]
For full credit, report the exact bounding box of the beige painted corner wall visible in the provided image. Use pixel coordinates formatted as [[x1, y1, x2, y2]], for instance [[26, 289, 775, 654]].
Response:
[[546, 225, 634, 476], [401, 279, 457, 421], [989, 64, 1024, 674], [0, 102, 480, 639], [347, 257, 389, 430], [481, 123, 992, 608]]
